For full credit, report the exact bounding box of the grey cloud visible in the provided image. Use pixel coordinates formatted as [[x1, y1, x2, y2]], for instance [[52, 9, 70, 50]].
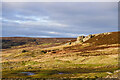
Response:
[[2, 2, 118, 37]]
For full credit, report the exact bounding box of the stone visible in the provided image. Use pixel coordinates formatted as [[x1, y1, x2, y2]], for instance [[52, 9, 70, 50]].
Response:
[[77, 36, 85, 42], [106, 72, 112, 74], [83, 34, 94, 42], [41, 50, 47, 54], [69, 42, 71, 45], [114, 70, 120, 73]]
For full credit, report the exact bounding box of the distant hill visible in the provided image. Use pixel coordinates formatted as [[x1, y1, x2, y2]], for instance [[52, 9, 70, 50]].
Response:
[[1, 37, 76, 49], [1, 31, 119, 49]]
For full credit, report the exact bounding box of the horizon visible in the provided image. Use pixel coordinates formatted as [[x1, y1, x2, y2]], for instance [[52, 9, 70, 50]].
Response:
[[1, 31, 119, 38]]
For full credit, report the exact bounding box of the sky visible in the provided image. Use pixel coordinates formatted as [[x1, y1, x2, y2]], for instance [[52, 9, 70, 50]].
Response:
[[1, 2, 118, 38]]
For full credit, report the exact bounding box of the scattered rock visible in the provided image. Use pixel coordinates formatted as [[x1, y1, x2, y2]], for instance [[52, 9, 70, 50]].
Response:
[[76, 32, 110, 43], [76, 34, 95, 43], [103, 32, 111, 35], [41, 50, 47, 54], [114, 70, 120, 73], [106, 72, 112, 74]]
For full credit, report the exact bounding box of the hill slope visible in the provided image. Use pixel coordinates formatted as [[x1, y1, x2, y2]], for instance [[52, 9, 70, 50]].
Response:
[[62, 31, 120, 52], [2, 31, 120, 79], [85, 31, 119, 45], [1, 37, 76, 49]]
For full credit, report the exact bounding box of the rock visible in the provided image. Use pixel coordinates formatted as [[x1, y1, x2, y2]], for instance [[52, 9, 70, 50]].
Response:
[[41, 50, 47, 54], [22, 50, 28, 53], [69, 42, 71, 45], [83, 34, 93, 42], [114, 70, 120, 73], [77, 36, 85, 42], [103, 32, 111, 35], [77, 35, 94, 43], [75, 41, 80, 44], [106, 72, 112, 74], [75, 32, 111, 44], [28, 66, 32, 69]]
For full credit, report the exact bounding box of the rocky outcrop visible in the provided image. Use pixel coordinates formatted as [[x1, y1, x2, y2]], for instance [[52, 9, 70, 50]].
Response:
[[76, 32, 111, 43], [77, 35, 94, 42], [83, 34, 94, 42], [77, 36, 85, 42]]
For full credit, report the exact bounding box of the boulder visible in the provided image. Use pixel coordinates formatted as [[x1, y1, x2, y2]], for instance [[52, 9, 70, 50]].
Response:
[[77, 36, 85, 42], [83, 34, 94, 42], [76, 34, 95, 43], [69, 42, 71, 45]]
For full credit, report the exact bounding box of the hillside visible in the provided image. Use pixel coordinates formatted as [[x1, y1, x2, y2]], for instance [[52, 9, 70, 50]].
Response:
[[2, 31, 120, 79], [85, 31, 119, 45], [62, 31, 120, 52], [1, 37, 76, 49]]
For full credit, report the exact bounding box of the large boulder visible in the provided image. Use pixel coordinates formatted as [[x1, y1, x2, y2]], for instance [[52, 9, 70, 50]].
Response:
[[77, 36, 85, 42], [83, 34, 94, 42], [77, 34, 95, 43]]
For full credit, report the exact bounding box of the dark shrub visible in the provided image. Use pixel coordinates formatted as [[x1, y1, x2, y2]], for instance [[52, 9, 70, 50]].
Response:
[[47, 50, 51, 52], [22, 50, 28, 53], [41, 50, 47, 54], [52, 51, 56, 53]]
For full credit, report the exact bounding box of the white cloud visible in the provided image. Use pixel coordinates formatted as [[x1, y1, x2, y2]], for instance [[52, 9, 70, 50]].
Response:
[[15, 15, 49, 21], [48, 31, 60, 34], [3, 14, 68, 28], [19, 20, 68, 28]]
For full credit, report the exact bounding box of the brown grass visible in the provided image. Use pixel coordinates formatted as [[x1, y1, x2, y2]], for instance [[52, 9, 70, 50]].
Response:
[[84, 31, 120, 45], [1, 37, 76, 49]]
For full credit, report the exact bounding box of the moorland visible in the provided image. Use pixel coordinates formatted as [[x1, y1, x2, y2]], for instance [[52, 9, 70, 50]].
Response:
[[1, 31, 120, 79]]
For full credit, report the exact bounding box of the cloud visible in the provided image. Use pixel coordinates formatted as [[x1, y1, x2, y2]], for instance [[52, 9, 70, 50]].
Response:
[[2, 2, 118, 37]]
